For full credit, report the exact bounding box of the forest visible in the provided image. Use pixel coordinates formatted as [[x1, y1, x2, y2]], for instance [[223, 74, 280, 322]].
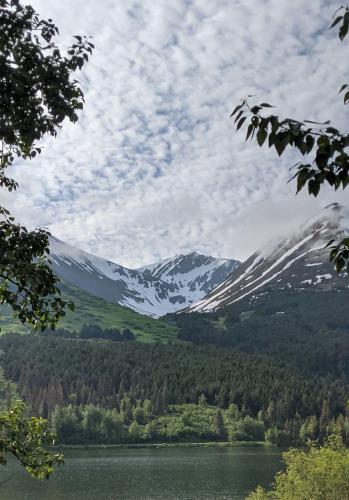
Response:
[[173, 289, 349, 378], [44, 324, 136, 342], [0, 333, 348, 446]]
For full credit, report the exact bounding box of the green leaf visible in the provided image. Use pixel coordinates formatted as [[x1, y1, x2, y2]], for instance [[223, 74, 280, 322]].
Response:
[[298, 140, 308, 156], [268, 133, 275, 148], [257, 127, 268, 147], [324, 239, 336, 249], [317, 135, 330, 147], [336, 256, 345, 272], [251, 106, 261, 115], [274, 132, 289, 157], [339, 84, 348, 93], [260, 103, 274, 108], [230, 103, 244, 117], [330, 248, 339, 261], [0, 402, 63, 479], [308, 179, 321, 197], [326, 127, 339, 135], [304, 120, 330, 125], [251, 116, 260, 127], [234, 110, 244, 123], [330, 15, 343, 29], [296, 168, 310, 193], [315, 153, 329, 169], [236, 117, 247, 131], [270, 116, 279, 134], [246, 123, 254, 141], [325, 171, 337, 186], [339, 18, 349, 40], [305, 135, 315, 153]]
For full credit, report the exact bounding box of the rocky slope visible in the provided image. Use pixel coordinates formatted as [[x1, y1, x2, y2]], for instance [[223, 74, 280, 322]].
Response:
[[190, 203, 348, 313], [49, 237, 239, 317]]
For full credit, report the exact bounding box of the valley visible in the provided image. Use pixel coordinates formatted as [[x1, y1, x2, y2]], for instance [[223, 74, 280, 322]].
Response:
[[49, 237, 239, 317], [2, 1, 349, 497], [1, 201, 349, 492], [0, 280, 178, 343]]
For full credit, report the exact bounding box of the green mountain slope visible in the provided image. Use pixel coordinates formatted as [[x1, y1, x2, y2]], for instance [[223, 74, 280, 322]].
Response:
[[172, 288, 349, 378], [0, 281, 178, 343]]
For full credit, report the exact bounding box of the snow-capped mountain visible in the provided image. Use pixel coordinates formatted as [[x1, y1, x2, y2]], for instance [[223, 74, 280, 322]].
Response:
[[138, 253, 238, 296], [190, 203, 349, 313], [49, 237, 239, 317]]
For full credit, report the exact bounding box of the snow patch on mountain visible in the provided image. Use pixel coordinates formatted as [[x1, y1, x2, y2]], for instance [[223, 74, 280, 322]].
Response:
[[189, 203, 348, 313], [49, 237, 239, 317]]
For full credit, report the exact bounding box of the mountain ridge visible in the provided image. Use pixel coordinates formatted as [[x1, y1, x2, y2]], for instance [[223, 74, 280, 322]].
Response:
[[189, 203, 348, 313], [49, 237, 239, 317]]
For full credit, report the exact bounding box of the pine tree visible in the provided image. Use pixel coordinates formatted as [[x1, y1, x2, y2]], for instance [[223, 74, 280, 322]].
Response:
[[214, 409, 227, 441]]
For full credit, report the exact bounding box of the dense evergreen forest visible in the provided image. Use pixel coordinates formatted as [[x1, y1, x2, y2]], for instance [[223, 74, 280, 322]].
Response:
[[0, 334, 348, 446], [173, 289, 349, 378], [44, 324, 136, 342], [2, 282, 349, 448]]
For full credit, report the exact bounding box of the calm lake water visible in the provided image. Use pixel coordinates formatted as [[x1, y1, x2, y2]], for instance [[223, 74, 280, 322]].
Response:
[[1, 446, 282, 500]]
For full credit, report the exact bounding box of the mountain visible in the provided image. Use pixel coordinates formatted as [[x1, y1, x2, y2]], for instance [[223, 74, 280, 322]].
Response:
[[190, 203, 348, 313], [172, 204, 349, 377], [138, 252, 238, 297], [0, 279, 178, 342], [49, 237, 239, 317]]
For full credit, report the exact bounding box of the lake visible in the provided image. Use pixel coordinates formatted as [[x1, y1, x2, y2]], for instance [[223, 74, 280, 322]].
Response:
[[1, 446, 283, 500]]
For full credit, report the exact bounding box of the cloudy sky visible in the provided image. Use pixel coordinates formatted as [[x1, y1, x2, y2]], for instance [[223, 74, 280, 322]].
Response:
[[7, 0, 348, 267]]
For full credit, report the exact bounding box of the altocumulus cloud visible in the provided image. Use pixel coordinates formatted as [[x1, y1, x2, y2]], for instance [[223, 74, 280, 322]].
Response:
[[6, 0, 348, 267]]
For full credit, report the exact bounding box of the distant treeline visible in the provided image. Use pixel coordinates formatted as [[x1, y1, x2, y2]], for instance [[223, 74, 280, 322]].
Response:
[[50, 399, 349, 447], [0, 334, 347, 444], [43, 324, 135, 342], [50, 401, 264, 445]]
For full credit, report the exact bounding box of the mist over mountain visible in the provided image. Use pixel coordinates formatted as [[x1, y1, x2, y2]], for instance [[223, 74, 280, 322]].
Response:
[[48, 202, 349, 320], [189, 203, 348, 313]]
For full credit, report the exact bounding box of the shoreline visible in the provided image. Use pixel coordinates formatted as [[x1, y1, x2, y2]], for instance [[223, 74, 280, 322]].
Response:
[[54, 440, 269, 450]]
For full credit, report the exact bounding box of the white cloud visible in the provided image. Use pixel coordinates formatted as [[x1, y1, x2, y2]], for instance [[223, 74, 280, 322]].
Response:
[[7, 0, 348, 267]]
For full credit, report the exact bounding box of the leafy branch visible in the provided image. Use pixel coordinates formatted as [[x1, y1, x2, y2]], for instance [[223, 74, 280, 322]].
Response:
[[0, 0, 92, 329], [0, 401, 63, 479], [231, 6, 349, 273], [0, 207, 74, 331], [0, 0, 94, 188]]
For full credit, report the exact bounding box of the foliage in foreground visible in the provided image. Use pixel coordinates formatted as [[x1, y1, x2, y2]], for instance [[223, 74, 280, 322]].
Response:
[[232, 6, 349, 273], [0, 402, 63, 479], [0, 0, 93, 478], [0, 368, 62, 479], [0, 215, 71, 331], [0, 0, 93, 330], [246, 434, 349, 500]]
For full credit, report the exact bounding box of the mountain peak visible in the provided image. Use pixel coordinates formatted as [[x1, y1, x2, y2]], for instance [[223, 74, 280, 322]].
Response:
[[49, 237, 239, 317], [190, 204, 349, 313], [319, 202, 346, 222], [302, 202, 349, 235], [139, 252, 239, 288], [323, 202, 342, 212]]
